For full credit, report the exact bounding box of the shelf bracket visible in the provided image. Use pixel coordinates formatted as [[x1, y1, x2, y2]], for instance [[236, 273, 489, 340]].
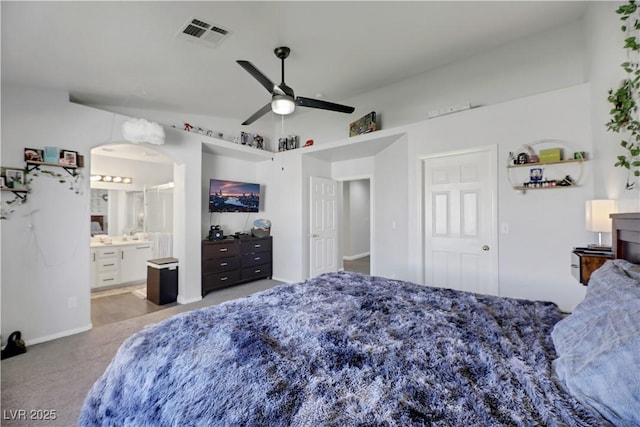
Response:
[[25, 163, 78, 177], [11, 191, 27, 201]]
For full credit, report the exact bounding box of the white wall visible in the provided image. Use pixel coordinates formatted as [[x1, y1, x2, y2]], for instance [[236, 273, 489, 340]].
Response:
[[276, 20, 586, 147], [1, 86, 114, 343], [0, 87, 205, 344], [342, 180, 370, 259], [586, 1, 640, 210]]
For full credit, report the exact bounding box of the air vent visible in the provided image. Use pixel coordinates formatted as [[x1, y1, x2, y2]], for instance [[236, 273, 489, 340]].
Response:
[[177, 17, 231, 47]]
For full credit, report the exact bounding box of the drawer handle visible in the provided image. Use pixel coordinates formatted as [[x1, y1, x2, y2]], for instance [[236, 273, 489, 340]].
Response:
[[254, 269, 261, 273], [104, 252, 115, 255], [571, 264, 579, 268], [254, 257, 261, 261], [104, 278, 114, 282], [254, 244, 261, 248], [220, 262, 228, 266], [220, 277, 228, 281], [104, 263, 115, 267], [220, 248, 228, 252]]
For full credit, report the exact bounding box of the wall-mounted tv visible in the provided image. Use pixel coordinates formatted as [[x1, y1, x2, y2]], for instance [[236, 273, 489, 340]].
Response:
[[209, 179, 260, 213]]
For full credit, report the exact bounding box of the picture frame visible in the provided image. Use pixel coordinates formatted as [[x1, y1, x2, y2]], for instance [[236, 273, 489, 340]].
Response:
[[44, 146, 59, 163], [5, 168, 25, 189], [60, 150, 78, 166], [0, 176, 5, 188], [24, 148, 44, 163], [349, 111, 377, 137]]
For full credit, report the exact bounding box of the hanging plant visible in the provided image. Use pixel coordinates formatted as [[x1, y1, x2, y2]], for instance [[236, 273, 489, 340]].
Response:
[[607, 0, 640, 190]]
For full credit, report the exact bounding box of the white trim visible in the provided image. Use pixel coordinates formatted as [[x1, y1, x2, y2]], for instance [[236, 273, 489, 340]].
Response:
[[177, 295, 202, 305], [271, 276, 294, 284], [24, 323, 93, 347], [343, 252, 370, 261]]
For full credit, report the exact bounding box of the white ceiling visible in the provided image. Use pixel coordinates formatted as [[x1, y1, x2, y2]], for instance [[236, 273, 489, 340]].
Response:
[[2, 1, 588, 127]]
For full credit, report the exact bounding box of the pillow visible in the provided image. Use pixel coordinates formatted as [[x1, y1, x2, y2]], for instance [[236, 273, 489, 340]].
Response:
[[552, 260, 640, 426]]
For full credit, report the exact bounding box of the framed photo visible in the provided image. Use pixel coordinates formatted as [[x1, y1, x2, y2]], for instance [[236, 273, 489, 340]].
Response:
[[60, 150, 78, 166], [5, 168, 25, 189], [24, 148, 44, 162], [0, 176, 5, 188]]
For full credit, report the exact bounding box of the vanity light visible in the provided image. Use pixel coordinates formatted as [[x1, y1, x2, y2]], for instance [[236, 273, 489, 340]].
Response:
[[90, 175, 132, 184]]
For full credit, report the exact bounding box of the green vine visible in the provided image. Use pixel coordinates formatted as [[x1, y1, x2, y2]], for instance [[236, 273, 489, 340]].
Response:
[[607, 0, 640, 190]]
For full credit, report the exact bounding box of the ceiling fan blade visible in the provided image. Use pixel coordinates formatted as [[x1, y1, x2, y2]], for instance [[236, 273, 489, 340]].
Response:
[[237, 60, 277, 94], [241, 103, 272, 126], [296, 97, 355, 114]]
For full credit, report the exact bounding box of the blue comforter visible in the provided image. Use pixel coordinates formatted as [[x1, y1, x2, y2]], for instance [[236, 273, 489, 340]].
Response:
[[80, 272, 604, 426]]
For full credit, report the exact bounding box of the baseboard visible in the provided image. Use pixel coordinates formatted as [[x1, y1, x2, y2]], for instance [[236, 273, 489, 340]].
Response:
[[24, 323, 93, 347], [177, 295, 202, 305], [271, 276, 294, 284], [343, 252, 370, 261]]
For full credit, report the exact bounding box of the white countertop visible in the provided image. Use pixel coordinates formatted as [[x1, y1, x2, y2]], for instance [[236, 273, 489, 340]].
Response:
[[90, 239, 152, 248]]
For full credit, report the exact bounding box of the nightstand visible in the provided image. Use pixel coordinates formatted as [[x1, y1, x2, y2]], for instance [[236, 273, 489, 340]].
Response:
[[571, 249, 614, 285]]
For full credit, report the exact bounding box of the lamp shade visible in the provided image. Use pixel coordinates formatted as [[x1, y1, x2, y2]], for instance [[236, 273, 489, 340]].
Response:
[[271, 95, 295, 115], [585, 199, 615, 232]]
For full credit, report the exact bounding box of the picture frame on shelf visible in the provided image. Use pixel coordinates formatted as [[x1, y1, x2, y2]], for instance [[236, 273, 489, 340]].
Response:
[[24, 148, 44, 163], [60, 150, 78, 167], [5, 168, 25, 189], [44, 146, 59, 163]]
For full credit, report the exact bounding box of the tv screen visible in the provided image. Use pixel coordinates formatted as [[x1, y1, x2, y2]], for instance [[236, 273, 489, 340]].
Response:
[[209, 179, 260, 213]]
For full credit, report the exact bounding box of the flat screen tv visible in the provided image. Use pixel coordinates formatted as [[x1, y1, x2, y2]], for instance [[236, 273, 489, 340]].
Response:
[[209, 179, 260, 213]]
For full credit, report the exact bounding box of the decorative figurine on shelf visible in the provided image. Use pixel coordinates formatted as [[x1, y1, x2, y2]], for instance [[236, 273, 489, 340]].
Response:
[[183, 122, 193, 132], [253, 134, 264, 150], [304, 139, 314, 147], [558, 175, 575, 186], [516, 152, 529, 164]]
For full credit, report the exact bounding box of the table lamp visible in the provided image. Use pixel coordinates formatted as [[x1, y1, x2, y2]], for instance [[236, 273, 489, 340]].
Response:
[[585, 199, 615, 249]]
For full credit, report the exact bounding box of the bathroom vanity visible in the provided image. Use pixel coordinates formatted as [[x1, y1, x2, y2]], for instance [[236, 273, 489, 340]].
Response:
[[90, 239, 152, 290]]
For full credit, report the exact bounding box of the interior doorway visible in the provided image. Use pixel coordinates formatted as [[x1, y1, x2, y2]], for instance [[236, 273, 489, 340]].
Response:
[[341, 178, 371, 275], [90, 143, 176, 327]]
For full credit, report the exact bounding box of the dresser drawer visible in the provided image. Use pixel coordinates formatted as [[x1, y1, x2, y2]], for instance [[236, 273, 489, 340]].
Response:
[[96, 271, 120, 287], [97, 258, 119, 272], [241, 263, 272, 281], [203, 256, 241, 273], [97, 247, 119, 259], [241, 251, 271, 268], [241, 238, 271, 254], [203, 270, 241, 292], [203, 241, 240, 259]]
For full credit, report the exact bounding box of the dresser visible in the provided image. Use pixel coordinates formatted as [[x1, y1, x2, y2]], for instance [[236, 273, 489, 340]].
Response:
[[202, 236, 272, 296]]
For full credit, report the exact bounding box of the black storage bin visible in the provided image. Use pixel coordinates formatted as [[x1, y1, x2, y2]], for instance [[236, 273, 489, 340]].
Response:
[[147, 257, 178, 305]]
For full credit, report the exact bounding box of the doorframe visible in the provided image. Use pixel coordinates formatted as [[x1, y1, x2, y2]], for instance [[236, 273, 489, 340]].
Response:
[[336, 174, 374, 275], [417, 144, 499, 289]]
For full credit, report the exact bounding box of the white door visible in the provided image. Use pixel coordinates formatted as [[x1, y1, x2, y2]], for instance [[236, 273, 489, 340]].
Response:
[[423, 147, 498, 295], [310, 176, 338, 278]]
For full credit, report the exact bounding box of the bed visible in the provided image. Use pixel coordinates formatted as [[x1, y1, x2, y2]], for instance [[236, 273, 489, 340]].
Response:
[[79, 213, 640, 426]]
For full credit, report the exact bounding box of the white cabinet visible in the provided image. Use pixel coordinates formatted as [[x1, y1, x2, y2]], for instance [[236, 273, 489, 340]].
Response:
[[120, 244, 152, 284], [90, 242, 152, 290], [93, 247, 120, 289]]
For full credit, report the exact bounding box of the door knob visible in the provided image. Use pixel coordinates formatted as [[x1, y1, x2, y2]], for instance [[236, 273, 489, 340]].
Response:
[[482, 245, 490, 251]]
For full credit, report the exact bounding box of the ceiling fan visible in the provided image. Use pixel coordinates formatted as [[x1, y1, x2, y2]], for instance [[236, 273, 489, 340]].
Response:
[[237, 46, 355, 125]]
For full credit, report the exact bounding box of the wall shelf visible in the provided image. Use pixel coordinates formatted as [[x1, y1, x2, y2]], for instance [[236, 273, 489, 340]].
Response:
[[25, 160, 79, 176], [1, 187, 29, 200], [507, 140, 586, 192]]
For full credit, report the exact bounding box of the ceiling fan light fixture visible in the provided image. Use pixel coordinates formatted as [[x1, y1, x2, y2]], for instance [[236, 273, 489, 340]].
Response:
[[271, 95, 295, 115]]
